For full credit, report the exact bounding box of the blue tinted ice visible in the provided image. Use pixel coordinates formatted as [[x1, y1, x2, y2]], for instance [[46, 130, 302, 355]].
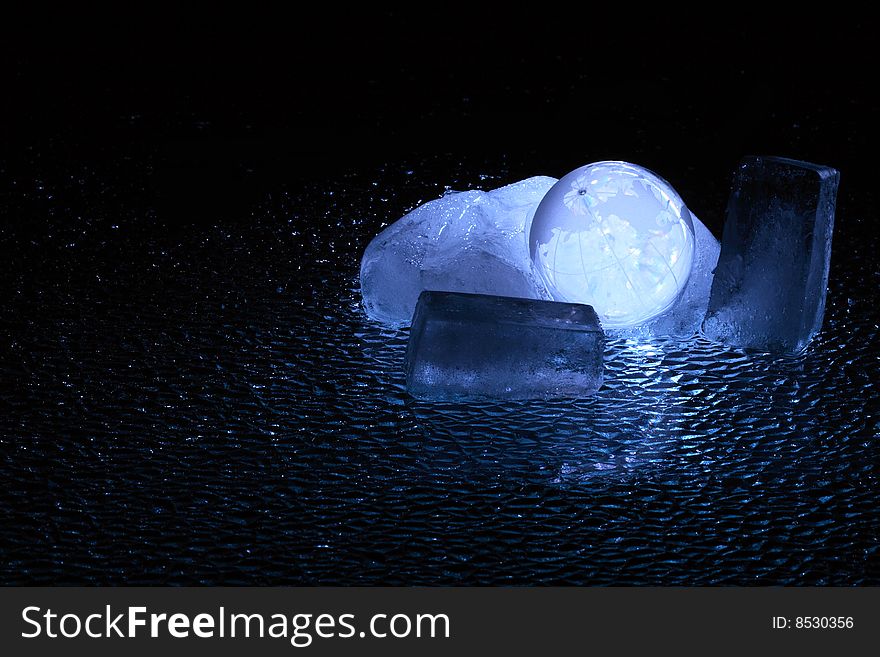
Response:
[[360, 177, 556, 327], [703, 156, 839, 354], [405, 291, 604, 400], [360, 175, 720, 337]]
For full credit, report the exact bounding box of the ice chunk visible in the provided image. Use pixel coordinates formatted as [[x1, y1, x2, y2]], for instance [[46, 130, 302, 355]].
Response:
[[360, 175, 720, 337], [405, 291, 604, 400], [702, 156, 839, 354], [360, 176, 557, 326]]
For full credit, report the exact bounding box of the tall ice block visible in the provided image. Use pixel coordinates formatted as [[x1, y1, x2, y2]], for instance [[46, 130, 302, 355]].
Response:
[[405, 291, 604, 400], [702, 156, 839, 354]]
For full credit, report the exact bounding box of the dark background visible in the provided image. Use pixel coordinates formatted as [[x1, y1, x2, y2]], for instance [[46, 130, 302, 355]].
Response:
[[1, 9, 877, 584], [2, 9, 875, 220]]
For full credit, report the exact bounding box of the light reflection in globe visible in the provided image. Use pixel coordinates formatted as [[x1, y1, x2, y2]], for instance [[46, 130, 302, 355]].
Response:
[[529, 161, 695, 328]]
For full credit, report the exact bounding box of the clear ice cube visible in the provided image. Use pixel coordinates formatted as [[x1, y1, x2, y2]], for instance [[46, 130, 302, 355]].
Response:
[[702, 156, 839, 354], [405, 291, 604, 400]]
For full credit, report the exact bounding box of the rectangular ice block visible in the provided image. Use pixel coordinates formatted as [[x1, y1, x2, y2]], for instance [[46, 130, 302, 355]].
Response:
[[702, 156, 839, 354], [405, 291, 604, 400]]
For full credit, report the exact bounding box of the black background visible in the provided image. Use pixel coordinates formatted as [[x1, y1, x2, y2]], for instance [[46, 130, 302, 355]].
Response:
[[2, 9, 875, 225], [1, 8, 877, 584]]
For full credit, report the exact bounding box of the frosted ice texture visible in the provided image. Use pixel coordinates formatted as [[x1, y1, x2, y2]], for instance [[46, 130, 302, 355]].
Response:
[[360, 176, 556, 326], [530, 162, 696, 328], [405, 291, 604, 400], [360, 174, 718, 338], [702, 156, 839, 354]]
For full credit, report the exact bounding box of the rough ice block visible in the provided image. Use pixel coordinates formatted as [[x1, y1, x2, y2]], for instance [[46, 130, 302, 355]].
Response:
[[359, 175, 720, 336], [405, 291, 604, 400], [360, 177, 556, 327], [703, 156, 839, 354]]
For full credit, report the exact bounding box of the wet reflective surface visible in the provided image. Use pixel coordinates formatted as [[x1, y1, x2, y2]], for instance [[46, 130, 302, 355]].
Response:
[[1, 152, 877, 584], [2, 11, 878, 584]]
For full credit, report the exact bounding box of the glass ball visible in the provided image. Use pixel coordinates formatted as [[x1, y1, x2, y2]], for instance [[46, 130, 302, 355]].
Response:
[[530, 161, 696, 328]]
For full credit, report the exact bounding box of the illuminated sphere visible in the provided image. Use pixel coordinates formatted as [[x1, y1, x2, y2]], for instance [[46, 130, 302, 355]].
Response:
[[530, 161, 695, 327]]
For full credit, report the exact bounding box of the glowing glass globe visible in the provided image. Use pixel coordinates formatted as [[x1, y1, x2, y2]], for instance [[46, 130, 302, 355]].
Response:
[[530, 161, 696, 328]]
